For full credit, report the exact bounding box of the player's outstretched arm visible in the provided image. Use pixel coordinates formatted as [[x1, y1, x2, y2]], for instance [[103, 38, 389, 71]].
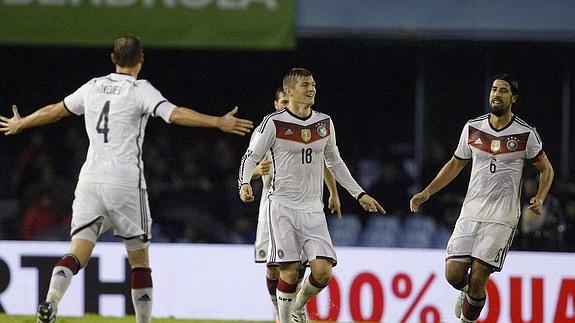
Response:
[[324, 166, 342, 218], [358, 193, 386, 214], [528, 154, 554, 215], [410, 156, 468, 212], [0, 103, 70, 136], [169, 106, 253, 136]]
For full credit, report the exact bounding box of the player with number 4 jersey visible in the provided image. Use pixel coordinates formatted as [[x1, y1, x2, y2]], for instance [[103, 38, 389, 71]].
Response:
[[0, 35, 253, 323], [64, 73, 175, 189]]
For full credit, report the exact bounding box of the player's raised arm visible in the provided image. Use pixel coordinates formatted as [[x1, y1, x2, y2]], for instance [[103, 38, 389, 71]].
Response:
[[0, 102, 71, 136], [169, 106, 253, 136]]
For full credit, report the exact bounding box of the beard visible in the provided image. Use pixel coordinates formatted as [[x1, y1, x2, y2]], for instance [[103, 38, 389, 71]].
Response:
[[490, 104, 509, 117]]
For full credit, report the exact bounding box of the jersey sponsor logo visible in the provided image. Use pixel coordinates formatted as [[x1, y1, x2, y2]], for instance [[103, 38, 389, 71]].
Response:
[[274, 118, 330, 144], [473, 138, 483, 145], [301, 129, 311, 142]]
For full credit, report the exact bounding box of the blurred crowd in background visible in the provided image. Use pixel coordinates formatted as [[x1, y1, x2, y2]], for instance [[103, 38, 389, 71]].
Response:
[[1, 120, 573, 252], [1, 39, 574, 253]]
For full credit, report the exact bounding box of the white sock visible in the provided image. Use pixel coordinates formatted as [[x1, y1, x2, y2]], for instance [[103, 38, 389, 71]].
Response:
[[45, 266, 74, 306], [270, 295, 280, 321], [132, 288, 153, 323], [460, 313, 475, 323], [294, 275, 324, 313], [276, 290, 296, 323]]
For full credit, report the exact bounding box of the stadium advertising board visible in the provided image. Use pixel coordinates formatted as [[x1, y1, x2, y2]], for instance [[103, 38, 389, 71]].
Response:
[[0, 0, 294, 49], [0, 241, 574, 322]]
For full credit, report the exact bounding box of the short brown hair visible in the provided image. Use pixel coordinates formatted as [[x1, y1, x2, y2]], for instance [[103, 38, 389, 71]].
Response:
[[112, 36, 143, 67], [282, 68, 313, 92]]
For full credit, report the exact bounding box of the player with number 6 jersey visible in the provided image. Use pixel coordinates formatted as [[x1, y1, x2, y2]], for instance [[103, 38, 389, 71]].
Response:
[[410, 74, 554, 323]]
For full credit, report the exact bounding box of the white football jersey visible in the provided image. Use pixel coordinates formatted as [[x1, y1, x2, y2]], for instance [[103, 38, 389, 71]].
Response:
[[454, 114, 544, 227], [240, 108, 364, 212], [64, 73, 176, 189]]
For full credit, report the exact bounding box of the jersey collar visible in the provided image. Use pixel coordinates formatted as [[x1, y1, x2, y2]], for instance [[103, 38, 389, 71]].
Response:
[[488, 114, 516, 132]]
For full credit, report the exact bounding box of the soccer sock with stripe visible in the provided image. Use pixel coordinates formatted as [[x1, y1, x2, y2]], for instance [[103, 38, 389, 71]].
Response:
[[294, 274, 327, 313], [462, 293, 486, 321], [266, 276, 280, 320], [131, 267, 153, 323], [46, 254, 81, 307], [276, 278, 297, 323]]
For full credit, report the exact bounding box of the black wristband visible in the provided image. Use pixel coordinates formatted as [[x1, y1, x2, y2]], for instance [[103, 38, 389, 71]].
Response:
[[357, 192, 366, 201]]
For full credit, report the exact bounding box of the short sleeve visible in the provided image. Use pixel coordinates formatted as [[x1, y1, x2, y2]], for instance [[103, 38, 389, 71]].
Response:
[[63, 81, 91, 116], [526, 128, 544, 162], [137, 81, 176, 123], [454, 123, 471, 159]]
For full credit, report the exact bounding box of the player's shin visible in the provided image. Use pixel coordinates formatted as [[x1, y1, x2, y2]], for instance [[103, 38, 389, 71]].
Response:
[[294, 274, 326, 312], [461, 293, 485, 321], [46, 254, 81, 306], [131, 267, 153, 323]]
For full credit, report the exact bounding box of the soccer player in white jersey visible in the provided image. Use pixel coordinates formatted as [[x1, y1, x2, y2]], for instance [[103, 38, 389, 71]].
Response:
[[0, 36, 253, 323], [410, 74, 554, 323], [251, 86, 341, 322], [239, 68, 384, 323]]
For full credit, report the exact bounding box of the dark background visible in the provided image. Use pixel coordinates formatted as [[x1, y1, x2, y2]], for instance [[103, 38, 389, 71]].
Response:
[[1, 38, 574, 249]]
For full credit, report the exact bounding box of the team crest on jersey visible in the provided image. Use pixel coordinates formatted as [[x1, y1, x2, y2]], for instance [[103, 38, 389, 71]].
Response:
[[506, 137, 518, 151], [301, 129, 312, 142], [316, 124, 328, 137], [490, 139, 501, 153]]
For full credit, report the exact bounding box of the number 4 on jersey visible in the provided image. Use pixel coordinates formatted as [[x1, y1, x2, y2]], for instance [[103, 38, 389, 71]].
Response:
[[96, 101, 110, 143]]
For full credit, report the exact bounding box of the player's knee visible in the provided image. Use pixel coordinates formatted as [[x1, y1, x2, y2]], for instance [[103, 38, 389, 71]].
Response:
[[127, 246, 150, 269], [310, 266, 332, 287], [445, 267, 467, 289], [279, 263, 301, 284], [267, 266, 280, 280]]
